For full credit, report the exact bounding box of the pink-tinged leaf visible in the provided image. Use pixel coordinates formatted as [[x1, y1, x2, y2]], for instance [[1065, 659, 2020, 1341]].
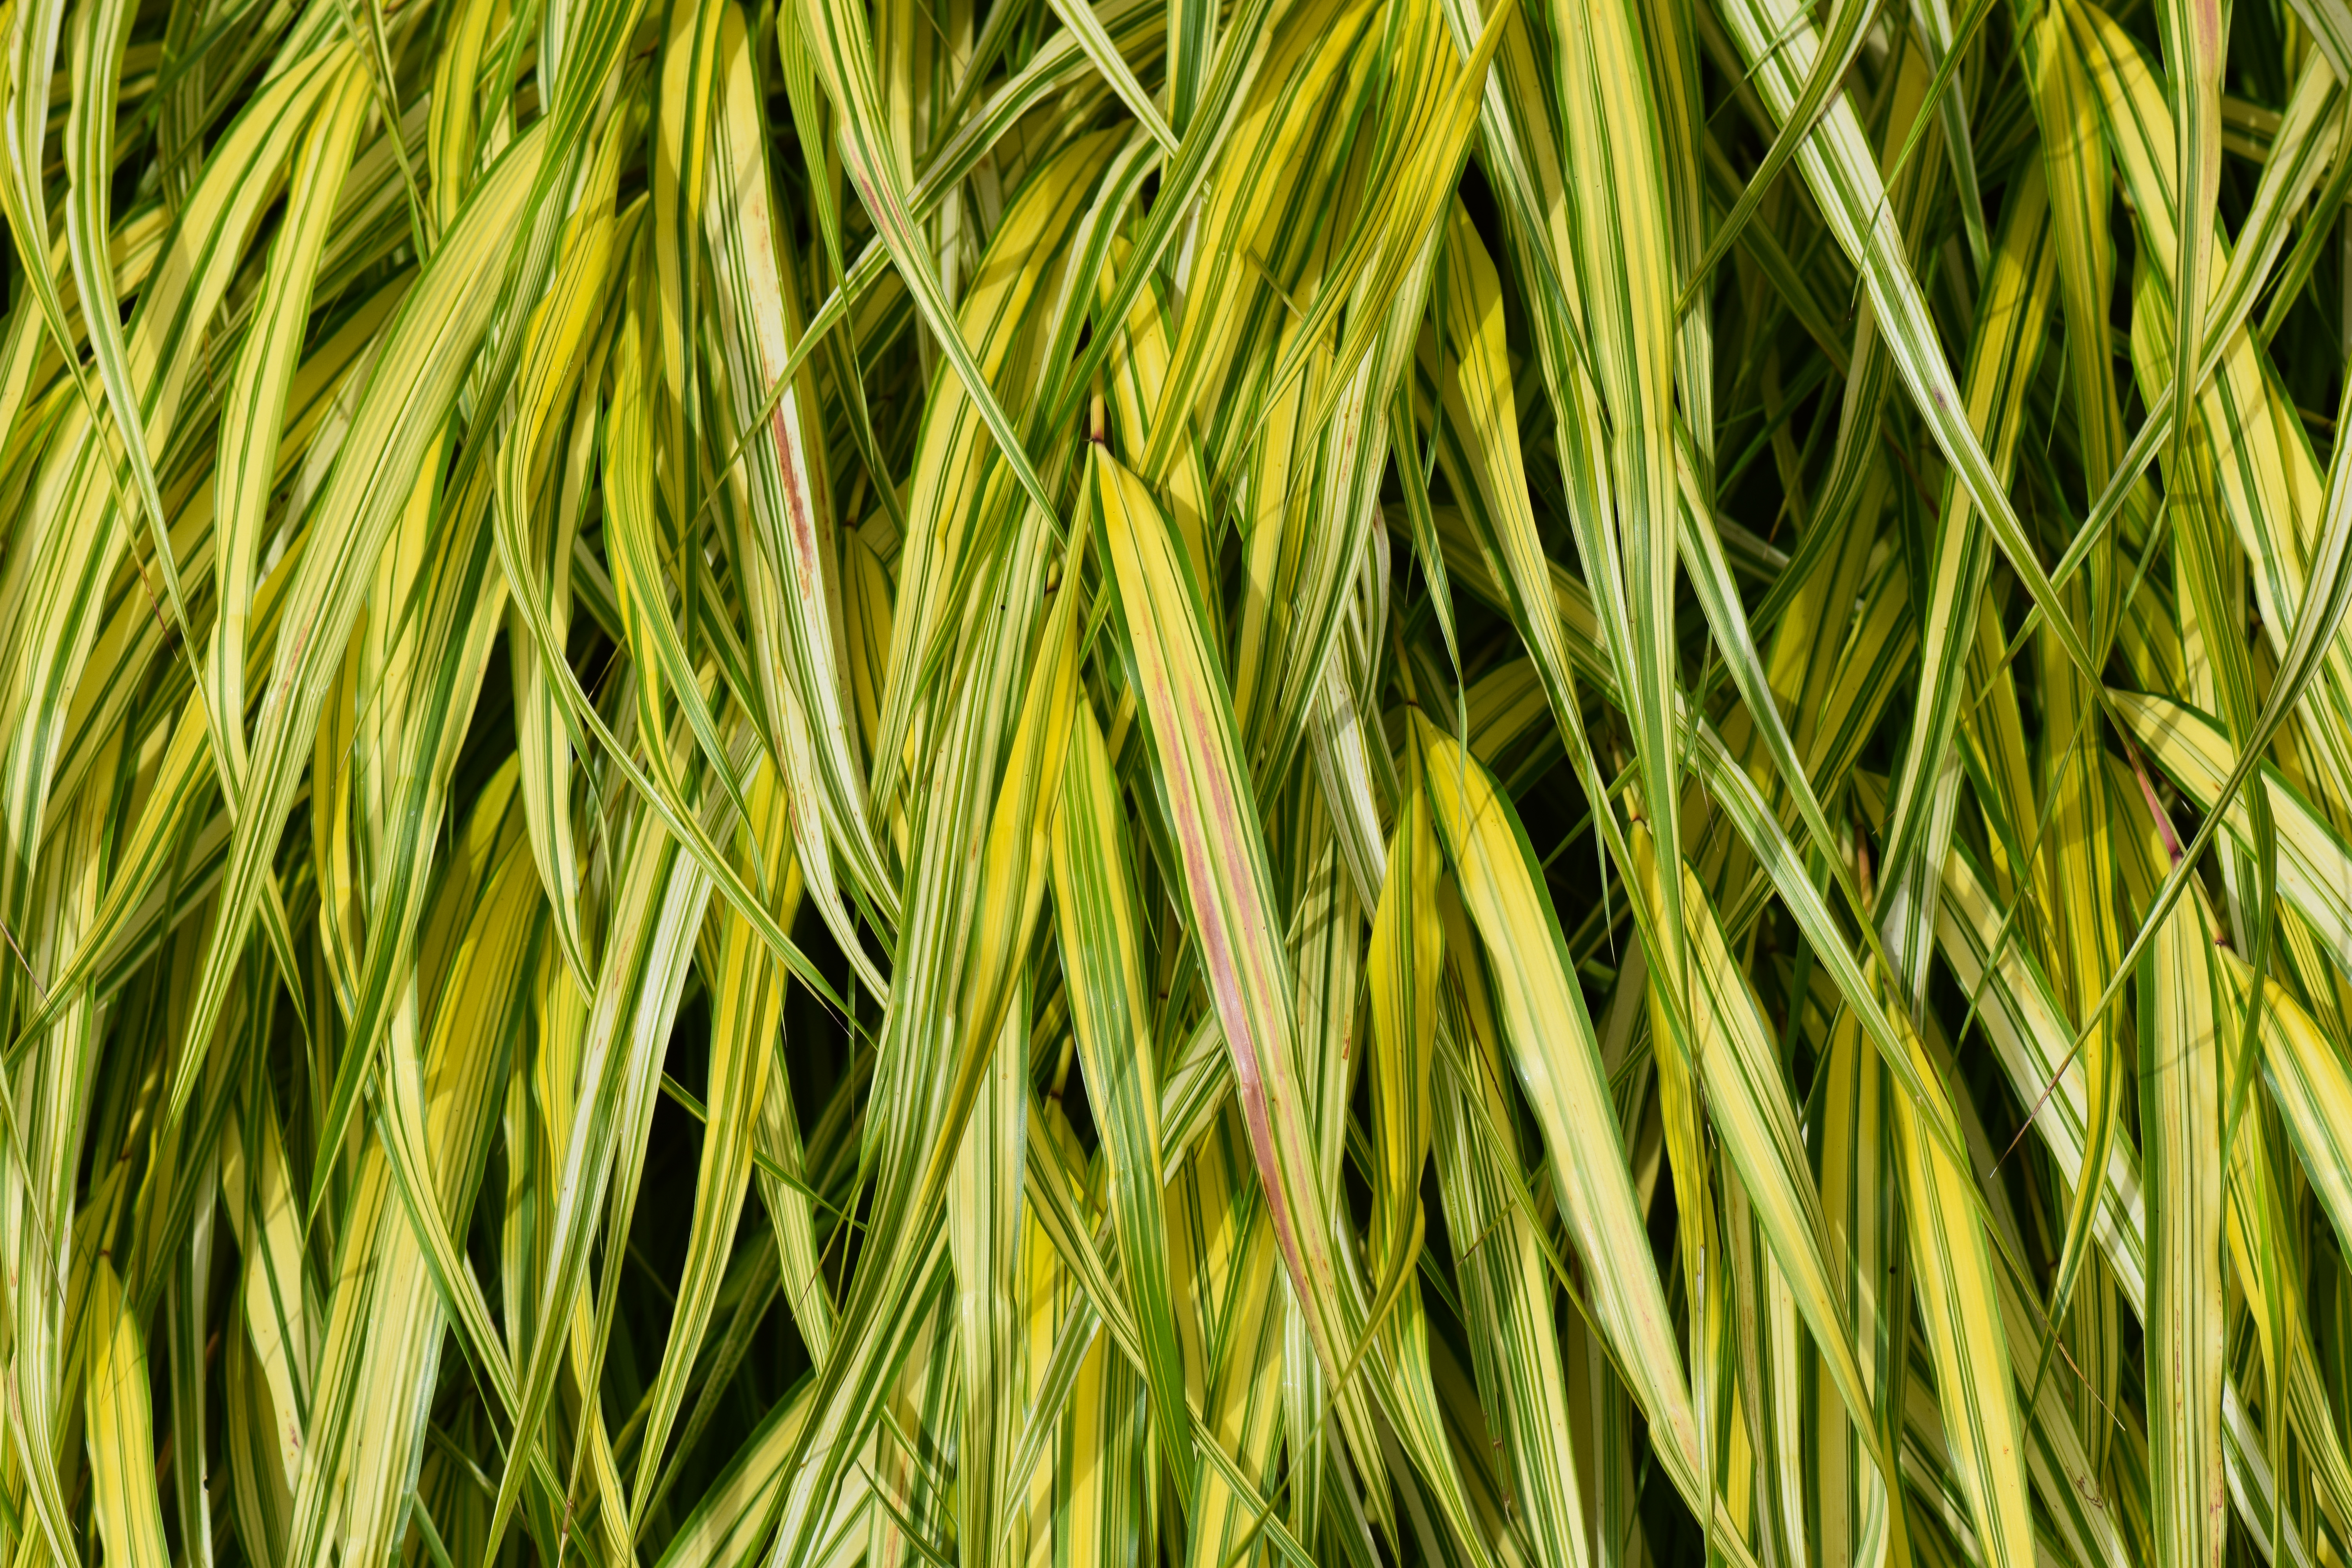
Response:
[[1095, 444, 1351, 1381]]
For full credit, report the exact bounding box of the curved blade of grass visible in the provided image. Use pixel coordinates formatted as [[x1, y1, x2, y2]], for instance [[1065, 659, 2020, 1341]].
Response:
[[1881, 964, 2038, 1568], [2141, 878, 2230, 1568], [628, 765, 798, 1533], [86, 1259, 169, 1568], [1052, 695, 1196, 1499], [1096, 442, 1350, 1383], [1414, 711, 1753, 1564]]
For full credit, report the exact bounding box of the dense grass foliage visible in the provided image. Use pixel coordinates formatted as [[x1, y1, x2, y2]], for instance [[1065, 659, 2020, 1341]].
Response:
[[14, 0, 2352, 1562]]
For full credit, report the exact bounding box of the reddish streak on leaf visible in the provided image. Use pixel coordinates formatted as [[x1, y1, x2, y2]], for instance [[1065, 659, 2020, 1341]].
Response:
[[771, 401, 822, 603], [1112, 482, 1332, 1369], [735, 159, 826, 610]]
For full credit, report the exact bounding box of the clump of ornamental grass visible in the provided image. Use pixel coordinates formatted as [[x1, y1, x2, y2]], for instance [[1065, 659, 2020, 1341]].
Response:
[[5, 0, 2352, 1564]]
